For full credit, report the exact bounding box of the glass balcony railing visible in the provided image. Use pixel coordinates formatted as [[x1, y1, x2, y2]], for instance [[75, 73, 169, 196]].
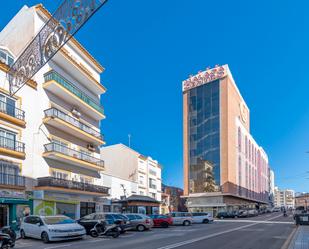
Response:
[[44, 70, 104, 114], [0, 136, 25, 153], [44, 108, 104, 141], [44, 142, 104, 168], [0, 100, 25, 121], [0, 173, 25, 187], [37, 177, 109, 194]]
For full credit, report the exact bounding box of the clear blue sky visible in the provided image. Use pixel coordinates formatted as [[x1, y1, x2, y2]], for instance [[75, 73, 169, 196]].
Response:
[[1, 0, 308, 192]]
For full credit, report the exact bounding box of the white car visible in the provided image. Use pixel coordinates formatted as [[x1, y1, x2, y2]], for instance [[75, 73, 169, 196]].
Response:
[[167, 212, 193, 226], [191, 212, 214, 224], [20, 215, 86, 243]]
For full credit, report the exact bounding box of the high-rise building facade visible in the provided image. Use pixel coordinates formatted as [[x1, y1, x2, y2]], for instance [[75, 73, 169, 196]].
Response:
[[0, 4, 108, 220], [183, 65, 270, 215]]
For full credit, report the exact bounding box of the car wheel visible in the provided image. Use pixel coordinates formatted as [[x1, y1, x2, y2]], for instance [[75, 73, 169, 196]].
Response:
[[41, 232, 50, 243], [183, 220, 191, 226], [203, 219, 209, 224], [20, 229, 27, 239], [1, 244, 9, 249], [90, 230, 98, 238], [220, 216, 224, 219], [161, 222, 169, 228], [137, 225, 146, 232]]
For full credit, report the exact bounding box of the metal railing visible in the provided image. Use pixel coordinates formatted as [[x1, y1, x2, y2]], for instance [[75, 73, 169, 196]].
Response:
[[0, 99, 25, 121], [44, 142, 104, 168], [0, 136, 25, 153], [37, 177, 109, 194], [0, 173, 25, 187], [44, 70, 104, 114], [44, 108, 103, 141]]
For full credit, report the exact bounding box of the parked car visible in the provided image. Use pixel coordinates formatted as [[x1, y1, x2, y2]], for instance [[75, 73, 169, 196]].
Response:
[[20, 215, 86, 243], [247, 209, 258, 217], [237, 210, 248, 218], [77, 213, 132, 234], [149, 214, 173, 228], [272, 207, 281, 212], [167, 212, 193, 226], [191, 212, 214, 224], [124, 213, 153, 231], [216, 211, 236, 219]]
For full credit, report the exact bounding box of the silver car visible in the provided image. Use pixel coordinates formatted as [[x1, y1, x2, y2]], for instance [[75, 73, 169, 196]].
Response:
[[124, 213, 153, 231], [167, 212, 193, 226]]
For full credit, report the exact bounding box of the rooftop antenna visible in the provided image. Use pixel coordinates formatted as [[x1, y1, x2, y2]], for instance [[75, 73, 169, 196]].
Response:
[[128, 134, 131, 148]]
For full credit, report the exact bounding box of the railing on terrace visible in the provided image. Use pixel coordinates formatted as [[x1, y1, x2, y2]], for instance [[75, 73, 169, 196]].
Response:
[[44, 108, 103, 141], [44, 142, 104, 168], [44, 70, 104, 114], [0, 136, 25, 153], [37, 177, 109, 194], [0, 173, 25, 187], [0, 99, 25, 121]]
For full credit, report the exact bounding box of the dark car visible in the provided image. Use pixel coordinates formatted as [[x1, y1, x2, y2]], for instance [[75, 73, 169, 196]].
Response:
[[77, 213, 132, 234], [149, 215, 173, 228], [216, 211, 236, 219]]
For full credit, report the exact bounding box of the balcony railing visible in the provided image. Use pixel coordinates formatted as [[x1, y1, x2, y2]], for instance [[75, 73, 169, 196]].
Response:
[[0, 99, 25, 121], [44, 142, 104, 168], [0, 136, 25, 153], [44, 70, 104, 114], [44, 108, 103, 141], [0, 173, 25, 187], [37, 177, 109, 194]]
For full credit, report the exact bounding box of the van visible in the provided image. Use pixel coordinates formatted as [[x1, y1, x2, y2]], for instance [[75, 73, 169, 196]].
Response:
[[167, 212, 193, 226]]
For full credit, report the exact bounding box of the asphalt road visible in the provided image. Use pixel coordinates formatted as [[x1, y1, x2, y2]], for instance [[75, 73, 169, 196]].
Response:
[[14, 212, 295, 249]]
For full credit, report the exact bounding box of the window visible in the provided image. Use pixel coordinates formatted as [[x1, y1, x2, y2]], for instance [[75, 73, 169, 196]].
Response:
[[0, 94, 16, 118], [149, 178, 156, 189], [52, 171, 68, 180], [52, 138, 69, 154], [238, 128, 241, 152], [245, 137, 248, 158], [149, 169, 156, 176], [0, 128, 17, 151], [0, 49, 14, 66], [151, 193, 156, 199]]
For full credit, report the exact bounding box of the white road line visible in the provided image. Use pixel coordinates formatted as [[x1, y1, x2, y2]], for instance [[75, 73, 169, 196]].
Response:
[[216, 220, 293, 224], [44, 244, 73, 249], [156, 214, 286, 249]]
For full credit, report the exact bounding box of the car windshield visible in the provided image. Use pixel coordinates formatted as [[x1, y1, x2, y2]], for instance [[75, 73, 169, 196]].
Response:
[[43, 216, 76, 225]]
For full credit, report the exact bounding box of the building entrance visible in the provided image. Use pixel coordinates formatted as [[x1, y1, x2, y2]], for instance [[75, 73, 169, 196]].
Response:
[[0, 205, 8, 228]]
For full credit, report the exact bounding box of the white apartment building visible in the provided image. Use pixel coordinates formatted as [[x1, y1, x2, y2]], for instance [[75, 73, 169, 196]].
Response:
[[274, 187, 295, 209], [101, 144, 162, 203], [269, 170, 275, 206], [0, 4, 108, 220]]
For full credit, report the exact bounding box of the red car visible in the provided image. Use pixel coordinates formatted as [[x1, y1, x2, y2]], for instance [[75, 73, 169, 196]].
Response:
[[149, 215, 173, 228]]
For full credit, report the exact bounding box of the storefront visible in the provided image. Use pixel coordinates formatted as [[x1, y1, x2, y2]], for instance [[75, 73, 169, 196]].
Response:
[[0, 189, 31, 229], [32, 190, 108, 219], [115, 195, 160, 215]]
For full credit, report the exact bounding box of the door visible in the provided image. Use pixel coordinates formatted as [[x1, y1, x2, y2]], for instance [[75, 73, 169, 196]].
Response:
[[0, 205, 8, 228], [25, 216, 42, 238]]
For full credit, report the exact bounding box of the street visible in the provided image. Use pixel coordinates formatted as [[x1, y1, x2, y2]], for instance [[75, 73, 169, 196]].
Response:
[[14, 213, 295, 249]]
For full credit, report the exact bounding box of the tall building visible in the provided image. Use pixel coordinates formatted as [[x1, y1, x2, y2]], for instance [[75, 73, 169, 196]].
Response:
[[183, 64, 270, 216], [0, 4, 108, 220], [274, 187, 295, 208], [269, 170, 275, 206], [101, 144, 162, 214], [161, 184, 186, 213]]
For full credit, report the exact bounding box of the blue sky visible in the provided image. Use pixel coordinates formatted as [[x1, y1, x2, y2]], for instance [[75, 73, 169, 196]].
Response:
[[1, 0, 309, 192]]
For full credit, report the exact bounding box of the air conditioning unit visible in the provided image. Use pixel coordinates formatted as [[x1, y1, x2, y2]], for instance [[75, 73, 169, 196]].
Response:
[[71, 107, 81, 118], [87, 144, 95, 152]]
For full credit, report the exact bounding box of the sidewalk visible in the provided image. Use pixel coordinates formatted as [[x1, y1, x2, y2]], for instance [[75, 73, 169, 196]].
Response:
[[288, 226, 309, 249]]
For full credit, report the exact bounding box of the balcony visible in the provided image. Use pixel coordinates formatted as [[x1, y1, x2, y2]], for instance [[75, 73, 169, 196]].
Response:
[[0, 173, 25, 190], [0, 136, 25, 159], [43, 70, 105, 120], [0, 100, 25, 127], [37, 177, 109, 195], [43, 142, 104, 171], [43, 108, 104, 146]]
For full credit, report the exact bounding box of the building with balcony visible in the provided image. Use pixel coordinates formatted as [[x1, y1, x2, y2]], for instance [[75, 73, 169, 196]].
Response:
[[0, 45, 31, 227], [101, 144, 162, 214], [0, 4, 108, 219], [274, 187, 295, 209], [183, 65, 271, 216]]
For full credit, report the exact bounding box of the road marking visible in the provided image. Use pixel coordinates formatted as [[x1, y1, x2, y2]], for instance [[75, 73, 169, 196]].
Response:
[[44, 244, 72, 249], [216, 220, 293, 224], [156, 214, 286, 249]]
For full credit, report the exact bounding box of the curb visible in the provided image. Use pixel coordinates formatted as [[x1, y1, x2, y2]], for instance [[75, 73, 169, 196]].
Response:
[[281, 225, 298, 249]]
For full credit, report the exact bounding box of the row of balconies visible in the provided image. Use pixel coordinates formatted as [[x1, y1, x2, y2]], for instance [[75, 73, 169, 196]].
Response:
[[0, 172, 109, 195]]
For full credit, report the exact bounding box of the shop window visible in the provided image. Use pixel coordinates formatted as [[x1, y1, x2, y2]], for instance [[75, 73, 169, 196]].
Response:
[[56, 202, 76, 219], [80, 202, 95, 217]]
